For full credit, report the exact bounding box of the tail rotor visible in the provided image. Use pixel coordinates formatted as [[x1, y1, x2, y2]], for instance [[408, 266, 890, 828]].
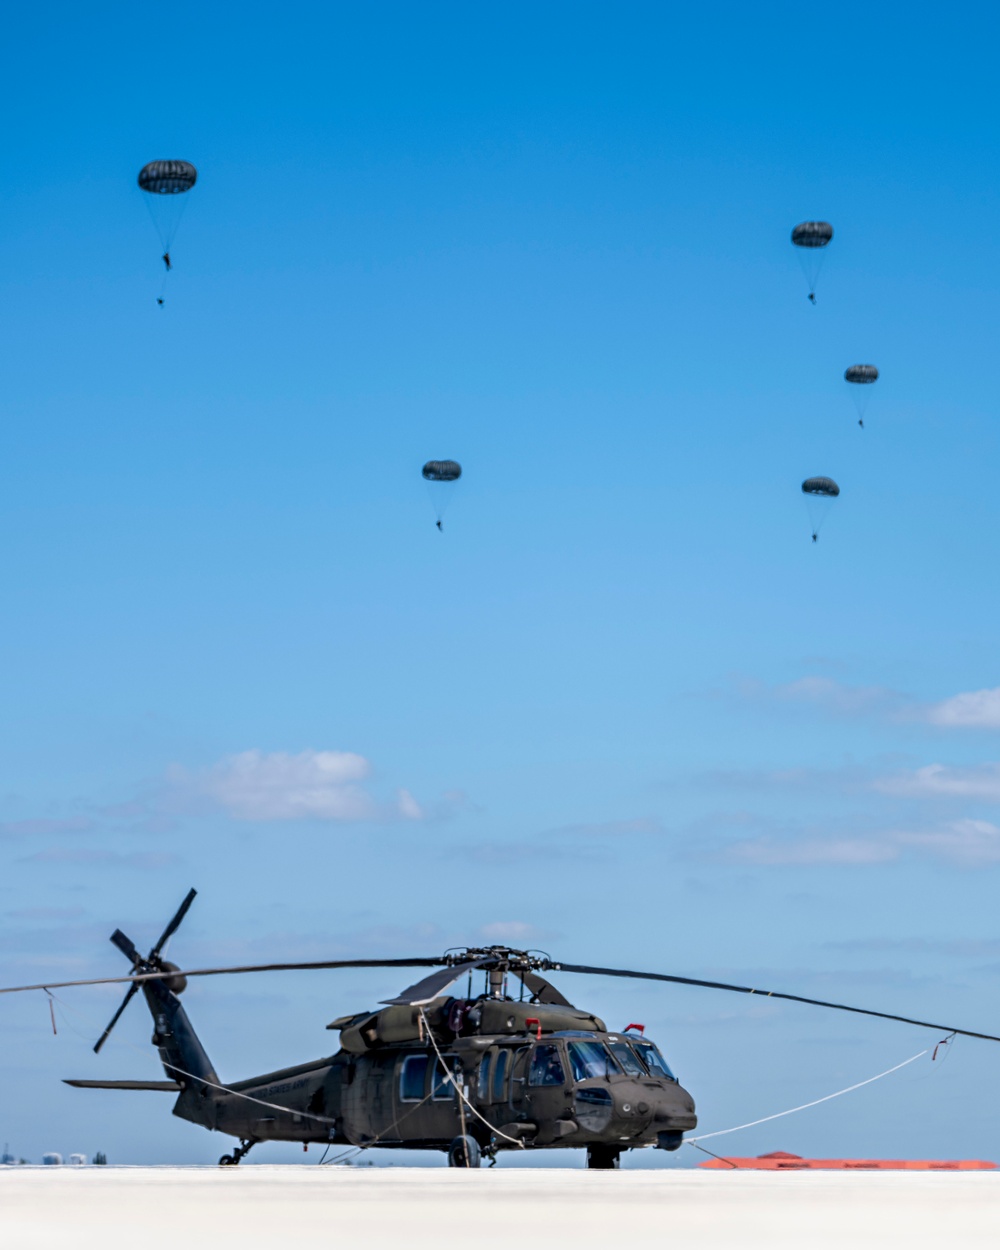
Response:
[[93, 889, 197, 1054]]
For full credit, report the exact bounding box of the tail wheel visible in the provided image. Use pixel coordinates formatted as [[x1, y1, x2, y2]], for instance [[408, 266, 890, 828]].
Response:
[[447, 1136, 482, 1168]]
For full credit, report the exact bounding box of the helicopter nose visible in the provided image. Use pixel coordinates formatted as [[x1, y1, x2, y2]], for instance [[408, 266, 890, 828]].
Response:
[[652, 1087, 697, 1131]]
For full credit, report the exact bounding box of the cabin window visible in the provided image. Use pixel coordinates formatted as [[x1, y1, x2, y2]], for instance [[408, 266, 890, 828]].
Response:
[[492, 1049, 510, 1102], [633, 1041, 676, 1081], [528, 1044, 566, 1087], [567, 1040, 617, 1081], [477, 1055, 491, 1101], [608, 1041, 645, 1076], [432, 1060, 456, 1100], [399, 1054, 428, 1102]]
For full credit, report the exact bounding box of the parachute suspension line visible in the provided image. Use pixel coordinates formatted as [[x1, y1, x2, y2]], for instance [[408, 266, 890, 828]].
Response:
[[797, 248, 827, 299]]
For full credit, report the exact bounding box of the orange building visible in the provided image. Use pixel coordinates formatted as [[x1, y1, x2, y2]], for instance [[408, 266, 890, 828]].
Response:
[[697, 1150, 996, 1171]]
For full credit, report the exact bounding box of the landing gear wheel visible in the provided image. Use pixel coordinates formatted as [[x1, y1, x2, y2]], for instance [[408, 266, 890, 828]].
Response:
[[447, 1135, 482, 1168], [586, 1145, 620, 1170], [219, 1139, 255, 1167]]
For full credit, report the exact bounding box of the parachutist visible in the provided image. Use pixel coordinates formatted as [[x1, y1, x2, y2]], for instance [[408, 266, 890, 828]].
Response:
[[808, 292, 816, 304], [858, 419, 864, 429], [436, 520, 443, 531], [156, 298, 165, 306], [812, 533, 818, 543], [162, 251, 172, 271]]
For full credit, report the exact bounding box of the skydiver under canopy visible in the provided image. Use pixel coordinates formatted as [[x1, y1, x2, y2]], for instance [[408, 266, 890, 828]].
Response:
[[845, 364, 878, 430], [422, 460, 462, 530], [801, 476, 840, 543], [791, 221, 833, 303], [138, 160, 196, 301]]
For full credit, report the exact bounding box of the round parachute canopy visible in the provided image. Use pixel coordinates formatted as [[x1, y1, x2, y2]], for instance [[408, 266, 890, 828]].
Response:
[[802, 476, 840, 498], [138, 161, 197, 194], [422, 460, 462, 482], [845, 364, 879, 385], [791, 221, 833, 248]]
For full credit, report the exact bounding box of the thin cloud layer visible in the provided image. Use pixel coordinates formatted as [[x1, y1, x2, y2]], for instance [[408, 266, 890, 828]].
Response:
[[742, 673, 1000, 731], [874, 762, 1000, 800], [171, 749, 425, 823], [724, 819, 1000, 867], [772, 676, 907, 717]]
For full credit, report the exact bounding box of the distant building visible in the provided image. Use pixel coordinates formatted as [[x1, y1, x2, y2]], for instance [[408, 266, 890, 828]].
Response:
[[698, 1150, 996, 1171], [68, 1154, 87, 1166], [41, 1153, 63, 1166]]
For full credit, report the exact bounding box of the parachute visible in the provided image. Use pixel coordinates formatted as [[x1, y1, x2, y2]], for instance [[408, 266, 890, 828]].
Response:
[[791, 221, 833, 302], [801, 476, 840, 542], [138, 161, 197, 195], [138, 161, 198, 299], [844, 364, 879, 428], [422, 461, 462, 483], [422, 461, 462, 529]]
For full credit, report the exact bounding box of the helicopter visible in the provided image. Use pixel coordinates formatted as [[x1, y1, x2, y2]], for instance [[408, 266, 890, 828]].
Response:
[[6, 889, 1000, 1170]]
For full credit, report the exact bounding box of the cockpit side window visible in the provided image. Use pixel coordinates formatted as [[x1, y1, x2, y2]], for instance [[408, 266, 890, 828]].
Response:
[[567, 1040, 618, 1081], [607, 1041, 645, 1076], [528, 1043, 566, 1087], [477, 1054, 490, 1102], [492, 1049, 510, 1102], [634, 1041, 676, 1081], [399, 1054, 428, 1102]]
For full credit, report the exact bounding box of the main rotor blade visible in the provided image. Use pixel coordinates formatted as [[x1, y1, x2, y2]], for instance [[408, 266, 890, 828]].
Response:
[[381, 959, 490, 1006], [151, 888, 197, 958], [93, 982, 139, 1054], [0, 957, 443, 998], [556, 962, 1000, 1045], [516, 969, 573, 1008], [110, 930, 141, 965]]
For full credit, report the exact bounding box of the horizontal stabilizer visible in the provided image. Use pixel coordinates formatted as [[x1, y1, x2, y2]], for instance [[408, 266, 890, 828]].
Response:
[[63, 1079, 180, 1092]]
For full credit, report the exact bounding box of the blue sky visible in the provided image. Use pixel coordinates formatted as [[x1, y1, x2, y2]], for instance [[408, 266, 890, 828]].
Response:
[[3, 0, 1000, 1165]]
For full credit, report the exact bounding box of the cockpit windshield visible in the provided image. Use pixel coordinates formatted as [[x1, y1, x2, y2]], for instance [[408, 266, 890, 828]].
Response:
[[607, 1040, 645, 1076], [567, 1040, 618, 1081], [633, 1040, 676, 1081]]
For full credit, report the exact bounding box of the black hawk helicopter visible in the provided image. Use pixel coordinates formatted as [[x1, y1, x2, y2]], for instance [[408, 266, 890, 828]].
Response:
[[6, 890, 1000, 1169]]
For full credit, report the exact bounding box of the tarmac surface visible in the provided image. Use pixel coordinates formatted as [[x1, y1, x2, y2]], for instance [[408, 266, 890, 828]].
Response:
[[3, 1165, 999, 1249]]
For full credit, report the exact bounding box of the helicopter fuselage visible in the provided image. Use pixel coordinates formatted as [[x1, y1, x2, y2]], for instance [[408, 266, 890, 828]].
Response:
[[173, 993, 696, 1162]]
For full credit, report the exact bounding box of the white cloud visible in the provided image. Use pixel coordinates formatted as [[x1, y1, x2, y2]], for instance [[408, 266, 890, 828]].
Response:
[[873, 762, 1000, 800], [396, 789, 424, 820], [173, 749, 384, 822], [925, 687, 1000, 728], [724, 819, 1000, 868]]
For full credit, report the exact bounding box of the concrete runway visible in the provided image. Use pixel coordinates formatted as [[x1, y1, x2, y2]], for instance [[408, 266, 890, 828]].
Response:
[[3, 1166, 999, 1249]]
